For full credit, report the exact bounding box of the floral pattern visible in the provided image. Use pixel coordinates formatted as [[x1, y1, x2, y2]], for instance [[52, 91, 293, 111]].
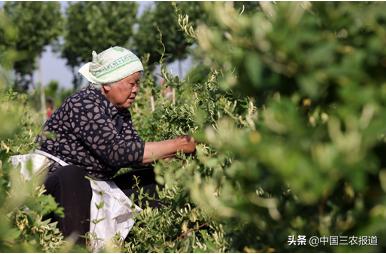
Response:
[[37, 85, 144, 180]]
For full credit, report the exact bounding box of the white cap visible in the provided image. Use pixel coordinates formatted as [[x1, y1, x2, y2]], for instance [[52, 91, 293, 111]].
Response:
[[79, 46, 144, 85]]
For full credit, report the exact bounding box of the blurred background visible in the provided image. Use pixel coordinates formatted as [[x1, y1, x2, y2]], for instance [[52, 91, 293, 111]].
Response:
[[0, 1, 195, 87]]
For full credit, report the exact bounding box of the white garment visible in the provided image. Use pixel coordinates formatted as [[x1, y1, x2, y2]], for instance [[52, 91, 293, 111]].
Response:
[[9, 152, 52, 180], [10, 151, 141, 252], [89, 180, 142, 251]]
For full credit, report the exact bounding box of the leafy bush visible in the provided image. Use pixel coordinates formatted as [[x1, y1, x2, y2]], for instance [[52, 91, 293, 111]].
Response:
[[0, 13, 67, 252], [126, 2, 386, 252]]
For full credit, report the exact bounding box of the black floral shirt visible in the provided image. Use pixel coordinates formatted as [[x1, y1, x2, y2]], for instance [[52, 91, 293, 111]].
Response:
[[36, 85, 145, 180]]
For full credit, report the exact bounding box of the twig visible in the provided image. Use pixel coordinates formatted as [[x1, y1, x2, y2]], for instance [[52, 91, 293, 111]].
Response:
[[176, 223, 209, 241]]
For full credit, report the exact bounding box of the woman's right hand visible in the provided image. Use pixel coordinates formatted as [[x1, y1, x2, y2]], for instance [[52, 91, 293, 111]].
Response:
[[176, 135, 196, 154], [142, 135, 196, 164]]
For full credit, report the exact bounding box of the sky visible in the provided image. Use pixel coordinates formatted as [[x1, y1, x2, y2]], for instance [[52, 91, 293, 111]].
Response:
[[14, 1, 192, 89]]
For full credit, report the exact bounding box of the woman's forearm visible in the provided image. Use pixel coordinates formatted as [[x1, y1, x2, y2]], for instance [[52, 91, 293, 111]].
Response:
[[142, 136, 195, 164]]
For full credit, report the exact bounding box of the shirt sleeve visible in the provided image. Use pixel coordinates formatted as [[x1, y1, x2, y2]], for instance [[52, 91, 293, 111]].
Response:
[[70, 97, 145, 168]]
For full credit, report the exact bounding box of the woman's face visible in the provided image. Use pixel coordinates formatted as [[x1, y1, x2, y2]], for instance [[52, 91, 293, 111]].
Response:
[[102, 71, 142, 109]]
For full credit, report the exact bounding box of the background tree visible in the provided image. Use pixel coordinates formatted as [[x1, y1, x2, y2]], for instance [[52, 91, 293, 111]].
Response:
[[133, 2, 257, 71], [133, 2, 205, 72], [2, 2, 63, 91], [61, 2, 138, 89]]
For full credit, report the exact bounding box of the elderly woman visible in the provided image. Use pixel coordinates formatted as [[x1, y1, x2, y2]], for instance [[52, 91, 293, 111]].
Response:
[[36, 46, 195, 246]]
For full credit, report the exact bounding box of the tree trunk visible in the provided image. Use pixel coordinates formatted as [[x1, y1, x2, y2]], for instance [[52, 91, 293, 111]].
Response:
[[72, 67, 82, 90], [38, 57, 47, 122], [178, 59, 182, 78], [150, 95, 155, 112]]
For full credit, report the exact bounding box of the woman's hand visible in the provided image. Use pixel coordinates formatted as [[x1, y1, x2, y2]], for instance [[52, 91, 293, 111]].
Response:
[[175, 135, 196, 154], [142, 135, 196, 164]]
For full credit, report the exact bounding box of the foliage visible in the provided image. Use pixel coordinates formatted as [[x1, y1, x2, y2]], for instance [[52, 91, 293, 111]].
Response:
[[125, 185, 228, 252], [0, 76, 67, 251], [0, 84, 67, 253], [44, 80, 74, 108], [2, 2, 63, 91], [127, 64, 256, 252], [0, 15, 68, 252], [61, 1, 138, 89], [126, 1, 386, 252], [27, 80, 73, 111], [0, 10, 17, 73], [133, 2, 205, 67]]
